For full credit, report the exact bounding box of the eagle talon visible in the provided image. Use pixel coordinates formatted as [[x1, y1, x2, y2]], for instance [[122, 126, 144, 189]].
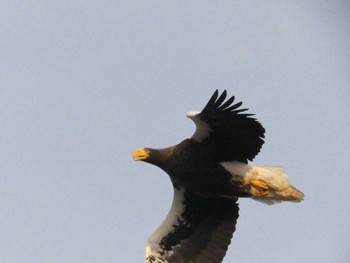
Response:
[[250, 179, 269, 190], [254, 190, 269, 196], [249, 179, 269, 197]]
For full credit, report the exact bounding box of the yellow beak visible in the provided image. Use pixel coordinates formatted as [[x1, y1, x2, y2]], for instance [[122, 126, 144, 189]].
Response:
[[132, 148, 150, 161]]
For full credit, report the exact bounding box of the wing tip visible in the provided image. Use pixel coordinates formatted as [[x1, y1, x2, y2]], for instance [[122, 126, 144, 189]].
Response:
[[203, 90, 248, 114]]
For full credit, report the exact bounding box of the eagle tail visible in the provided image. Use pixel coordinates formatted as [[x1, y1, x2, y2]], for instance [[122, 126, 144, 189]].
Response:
[[244, 166, 304, 204], [220, 161, 304, 205]]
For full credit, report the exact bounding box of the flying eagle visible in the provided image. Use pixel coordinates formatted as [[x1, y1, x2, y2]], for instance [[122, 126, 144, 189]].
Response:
[[133, 90, 304, 263]]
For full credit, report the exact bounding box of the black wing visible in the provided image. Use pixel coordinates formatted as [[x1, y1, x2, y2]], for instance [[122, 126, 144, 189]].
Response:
[[188, 90, 265, 163], [146, 190, 239, 263]]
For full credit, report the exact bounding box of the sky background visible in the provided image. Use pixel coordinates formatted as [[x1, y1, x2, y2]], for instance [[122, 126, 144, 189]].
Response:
[[1, 1, 350, 263]]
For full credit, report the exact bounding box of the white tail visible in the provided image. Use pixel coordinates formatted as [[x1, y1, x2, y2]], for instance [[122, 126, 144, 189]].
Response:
[[221, 161, 304, 204]]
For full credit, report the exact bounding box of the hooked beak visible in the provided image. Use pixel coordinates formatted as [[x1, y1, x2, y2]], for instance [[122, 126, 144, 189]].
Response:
[[132, 148, 150, 161]]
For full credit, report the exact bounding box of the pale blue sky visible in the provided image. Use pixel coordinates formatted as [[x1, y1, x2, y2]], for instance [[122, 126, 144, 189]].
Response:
[[1, 1, 349, 263]]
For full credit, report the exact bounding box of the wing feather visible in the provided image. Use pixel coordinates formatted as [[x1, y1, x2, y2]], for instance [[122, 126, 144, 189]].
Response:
[[203, 90, 219, 111], [146, 189, 239, 263], [168, 193, 239, 263], [213, 90, 227, 108], [218, 95, 235, 110], [189, 90, 265, 162]]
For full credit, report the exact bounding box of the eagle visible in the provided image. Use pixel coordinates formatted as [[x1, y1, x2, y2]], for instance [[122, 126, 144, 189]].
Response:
[[132, 90, 304, 263]]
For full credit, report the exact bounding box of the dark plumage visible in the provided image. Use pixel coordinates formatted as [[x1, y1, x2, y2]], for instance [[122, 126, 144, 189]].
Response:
[[133, 90, 304, 263]]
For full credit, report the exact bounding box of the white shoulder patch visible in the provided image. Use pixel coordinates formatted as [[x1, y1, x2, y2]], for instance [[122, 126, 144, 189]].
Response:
[[187, 111, 211, 142]]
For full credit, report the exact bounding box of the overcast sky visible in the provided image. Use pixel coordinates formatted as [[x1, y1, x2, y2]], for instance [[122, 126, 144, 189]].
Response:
[[1, 1, 350, 263]]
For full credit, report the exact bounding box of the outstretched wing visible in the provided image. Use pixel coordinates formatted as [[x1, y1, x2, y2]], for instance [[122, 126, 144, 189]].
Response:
[[187, 90, 265, 163], [146, 188, 239, 263]]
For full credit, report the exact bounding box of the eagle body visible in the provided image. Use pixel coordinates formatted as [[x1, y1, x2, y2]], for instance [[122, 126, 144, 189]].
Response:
[[143, 140, 249, 199], [133, 90, 304, 263]]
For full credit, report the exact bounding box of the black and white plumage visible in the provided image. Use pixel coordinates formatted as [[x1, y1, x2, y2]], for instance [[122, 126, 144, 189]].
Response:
[[133, 90, 304, 263]]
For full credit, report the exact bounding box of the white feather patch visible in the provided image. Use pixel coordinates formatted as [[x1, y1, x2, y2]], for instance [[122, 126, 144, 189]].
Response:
[[220, 161, 297, 204], [220, 161, 251, 182], [245, 166, 290, 189], [187, 111, 211, 142], [221, 161, 290, 189], [145, 187, 185, 258]]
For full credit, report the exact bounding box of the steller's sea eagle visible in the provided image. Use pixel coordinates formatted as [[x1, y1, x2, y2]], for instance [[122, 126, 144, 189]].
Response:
[[133, 90, 304, 263]]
